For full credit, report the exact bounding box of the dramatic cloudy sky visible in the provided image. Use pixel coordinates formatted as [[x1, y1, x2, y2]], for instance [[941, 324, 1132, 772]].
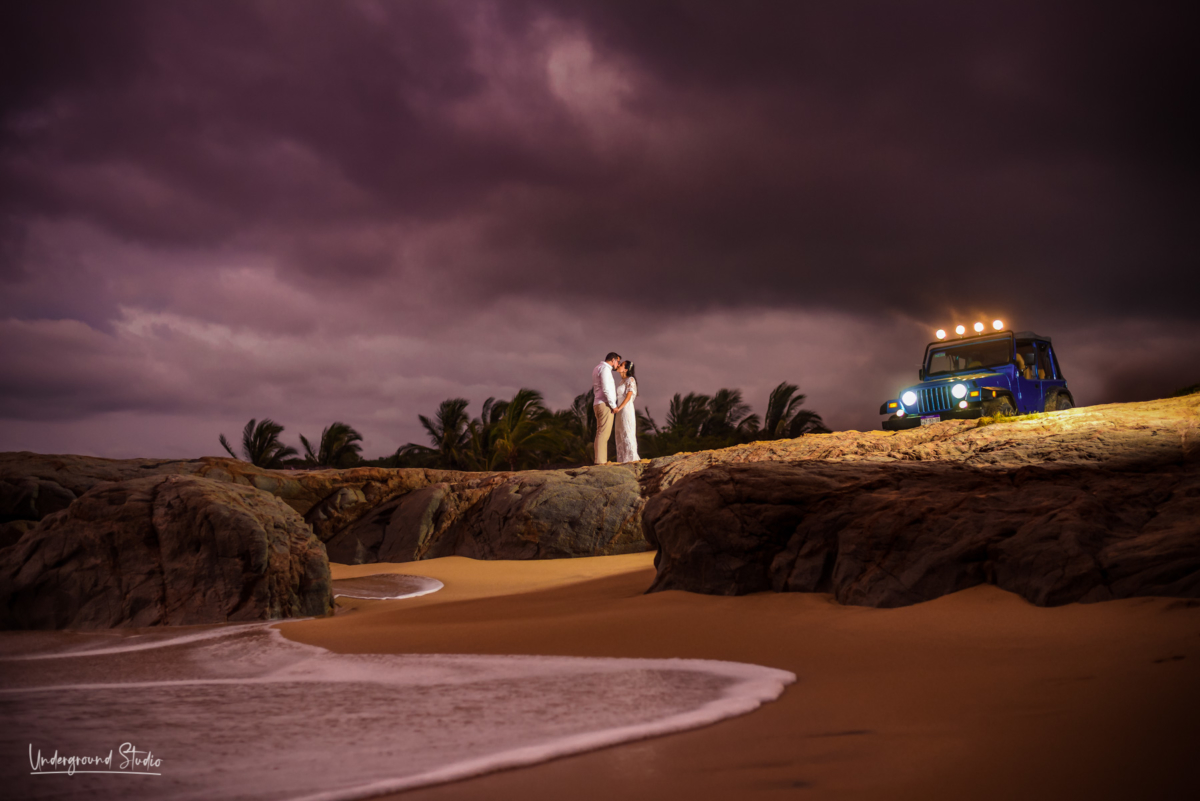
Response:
[[1, 0, 1196, 459]]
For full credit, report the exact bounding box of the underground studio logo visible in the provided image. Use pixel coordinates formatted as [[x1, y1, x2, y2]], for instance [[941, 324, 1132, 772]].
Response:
[[29, 743, 162, 776]]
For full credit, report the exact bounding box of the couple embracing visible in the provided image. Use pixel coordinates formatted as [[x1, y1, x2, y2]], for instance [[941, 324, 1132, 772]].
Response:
[[592, 352, 639, 464]]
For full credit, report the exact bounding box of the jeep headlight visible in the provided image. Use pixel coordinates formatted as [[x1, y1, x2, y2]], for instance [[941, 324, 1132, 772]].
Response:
[[901, 391, 917, 407], [952, 383, 968, 399]]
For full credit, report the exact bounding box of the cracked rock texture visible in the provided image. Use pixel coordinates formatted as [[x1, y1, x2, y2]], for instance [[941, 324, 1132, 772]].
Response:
[[0, 454, 650, 565], [0, 475, 332, 629], [644, 395, 1200, 606], [0, 394, 1196, 610], [325, 467, 645, 563]]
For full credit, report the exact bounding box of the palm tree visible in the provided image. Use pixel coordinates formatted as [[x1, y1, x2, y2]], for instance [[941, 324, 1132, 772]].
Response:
[[735, 412, 762, 439], [761, 382, 829, 439], [784, 408, 829, 437], [702, 388, 753, 436], [665, 392, 712, 437], [568, 391, 595, 435], [485, 388, 561, 471], [637, 407, 662, 436], [546, 391, 597, 465], [219, 418, 298, 468], [464, 395, 507, 470], [300, 421, 364, 468], [396, 399, 472, 469]]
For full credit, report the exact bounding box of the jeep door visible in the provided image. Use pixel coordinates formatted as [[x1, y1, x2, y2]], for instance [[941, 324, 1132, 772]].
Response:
[[1039, 341, 1067, 401], [1014, 340, 1044, 413]]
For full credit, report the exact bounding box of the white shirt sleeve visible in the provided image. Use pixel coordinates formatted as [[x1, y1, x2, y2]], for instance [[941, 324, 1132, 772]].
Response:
[[601, 366, 616, 407]]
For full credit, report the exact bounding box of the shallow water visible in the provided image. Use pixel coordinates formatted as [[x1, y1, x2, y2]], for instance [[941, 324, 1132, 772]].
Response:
[[0, 624, 794, 800], [331, 574, 444, 600]]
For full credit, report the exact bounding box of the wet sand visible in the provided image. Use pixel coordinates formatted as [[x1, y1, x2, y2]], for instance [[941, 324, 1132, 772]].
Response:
[[281, 554, 1200, 801]]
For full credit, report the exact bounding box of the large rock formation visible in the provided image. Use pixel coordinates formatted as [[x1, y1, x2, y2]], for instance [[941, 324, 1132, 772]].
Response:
[[0, 453, 650, 564], [325, 466, 645, 563], [0, 394, 1196, 614], [636, 393, 1200, 494], [0, 475, 332, 629], [643, 396, 1200, 607]]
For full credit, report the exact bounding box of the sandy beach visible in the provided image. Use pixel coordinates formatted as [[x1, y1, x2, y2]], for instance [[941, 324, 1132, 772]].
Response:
[[278, 555, 1200, 800]]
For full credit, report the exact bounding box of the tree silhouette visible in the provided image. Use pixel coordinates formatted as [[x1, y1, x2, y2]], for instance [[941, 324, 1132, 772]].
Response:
[[482, 388, 561, 471], [665, 392, 712, 437], [395, 379, 831, 470], [219, 418, 298, 468], [397, 399, 472, 469], [761, 382, 829, 439], [300, 421, 364, 468], [637, 407, 662, 436], [702, 388, 754, 437], [546, 391, 597, 465]]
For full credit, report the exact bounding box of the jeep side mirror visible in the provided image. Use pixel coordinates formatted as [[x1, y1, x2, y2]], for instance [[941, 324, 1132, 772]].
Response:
[[918, 368, 925, 381]]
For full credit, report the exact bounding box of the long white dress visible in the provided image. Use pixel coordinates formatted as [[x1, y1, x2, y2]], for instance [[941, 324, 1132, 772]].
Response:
[[614, 376, 640, 463]]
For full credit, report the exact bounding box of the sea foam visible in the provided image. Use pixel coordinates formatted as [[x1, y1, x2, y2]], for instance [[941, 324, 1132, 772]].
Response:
[[0, 623, 794, 800], [331, 573, 444, 600]]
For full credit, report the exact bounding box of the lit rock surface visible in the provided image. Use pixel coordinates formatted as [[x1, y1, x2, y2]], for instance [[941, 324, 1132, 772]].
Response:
[[0, 455, 650, 564], [325, 467, 645, 563], [0, 475, 332, 629], [0, 395, 1196, 600], [643, 395, 1200, 606]]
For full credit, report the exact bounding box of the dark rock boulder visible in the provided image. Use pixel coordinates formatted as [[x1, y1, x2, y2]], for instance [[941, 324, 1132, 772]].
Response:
[[326, 481, 490, 563], [0, 452, 202, 501], [0, 475, 332, 629], [0, 477, 76, 523], [327, 466, 648, 563], [643, 459, 1200, 607], [0, 520, 34, 550]]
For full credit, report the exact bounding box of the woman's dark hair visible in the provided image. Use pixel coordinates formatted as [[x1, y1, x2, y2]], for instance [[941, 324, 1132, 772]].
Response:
[[623, 360, 636, 380]]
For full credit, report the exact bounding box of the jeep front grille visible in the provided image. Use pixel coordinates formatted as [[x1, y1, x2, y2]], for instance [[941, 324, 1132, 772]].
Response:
[[917, 386, 952, 414]]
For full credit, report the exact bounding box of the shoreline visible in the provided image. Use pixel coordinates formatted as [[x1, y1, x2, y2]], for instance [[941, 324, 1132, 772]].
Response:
[[279, 554, 1200, 800]]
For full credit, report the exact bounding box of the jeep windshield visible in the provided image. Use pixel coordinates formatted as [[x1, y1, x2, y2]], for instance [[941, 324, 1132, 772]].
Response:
[[926, 337, 1012, 376]]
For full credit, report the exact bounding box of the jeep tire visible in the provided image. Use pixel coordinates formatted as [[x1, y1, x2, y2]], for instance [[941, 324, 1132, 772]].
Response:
[[983, 396, 1016, 417]]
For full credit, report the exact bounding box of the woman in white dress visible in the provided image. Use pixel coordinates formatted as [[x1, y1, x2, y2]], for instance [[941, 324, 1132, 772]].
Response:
[[612, 360, 640, 463]]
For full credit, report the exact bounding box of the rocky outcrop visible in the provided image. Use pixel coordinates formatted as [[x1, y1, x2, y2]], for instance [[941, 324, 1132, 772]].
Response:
[[637, 394, 1200, 495], [0, 452, 473, 525], [643, 399, 1200, 607], [0, 454, 649, 564], [0, 476, 77, 523], [326, 466, 645, 563], [0, 395, 1196, 589], [0, 475, 332, 629]]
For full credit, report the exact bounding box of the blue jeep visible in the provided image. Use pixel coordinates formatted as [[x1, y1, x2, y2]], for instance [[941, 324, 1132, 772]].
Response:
[[880, 329, 1074, 430]]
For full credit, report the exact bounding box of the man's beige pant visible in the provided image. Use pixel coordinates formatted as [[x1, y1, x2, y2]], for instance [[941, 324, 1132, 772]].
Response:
[[593, 403, 614, 464]]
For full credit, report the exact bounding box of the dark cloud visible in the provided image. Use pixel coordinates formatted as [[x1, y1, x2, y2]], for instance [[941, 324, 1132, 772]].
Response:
[[0, 1, 1196, 457]]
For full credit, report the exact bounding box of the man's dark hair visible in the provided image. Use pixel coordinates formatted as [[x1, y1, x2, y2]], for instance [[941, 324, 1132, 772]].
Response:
[[605, 352, 621, 362]]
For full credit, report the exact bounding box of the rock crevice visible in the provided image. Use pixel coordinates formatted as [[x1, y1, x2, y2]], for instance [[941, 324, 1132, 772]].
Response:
[[644, 457, 1200, 607]]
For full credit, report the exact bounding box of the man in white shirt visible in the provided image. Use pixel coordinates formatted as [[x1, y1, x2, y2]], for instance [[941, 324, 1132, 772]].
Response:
[[592, 352, 622, 464]]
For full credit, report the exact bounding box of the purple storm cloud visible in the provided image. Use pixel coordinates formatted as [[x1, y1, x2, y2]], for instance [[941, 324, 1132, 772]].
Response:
[[1, 1, 1196, 458]]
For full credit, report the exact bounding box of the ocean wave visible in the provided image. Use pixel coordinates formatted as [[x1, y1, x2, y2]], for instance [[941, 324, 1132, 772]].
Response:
[[0, 624, 794, 800]]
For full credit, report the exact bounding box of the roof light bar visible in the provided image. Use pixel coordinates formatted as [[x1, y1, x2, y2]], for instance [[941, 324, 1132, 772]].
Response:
[[938, 319, 1009, 338]]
